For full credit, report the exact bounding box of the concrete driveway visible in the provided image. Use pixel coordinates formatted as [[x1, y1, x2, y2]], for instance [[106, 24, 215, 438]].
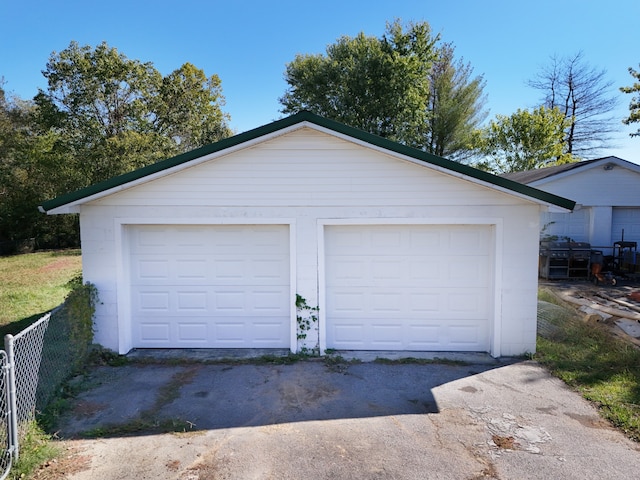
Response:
[[53, 356, 640, 480]]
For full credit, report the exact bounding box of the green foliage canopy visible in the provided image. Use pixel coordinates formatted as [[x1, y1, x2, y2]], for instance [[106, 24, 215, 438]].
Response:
[[0, 42, 232, 248], [424, 43, 487, 161], [36, 41, 232, 185], [620, 64, 640, 137], [280, 20, 438, 147], [476, 106, 576, 174]]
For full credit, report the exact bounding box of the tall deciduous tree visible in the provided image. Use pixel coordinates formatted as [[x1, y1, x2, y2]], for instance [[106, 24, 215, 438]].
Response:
[[620, 64, 640, 137], [528, 52, 618, 157], [37, 41, 232, 185], [476, 106, 575, 174], [0, 42, 232, 249], [0, 87, 78, 248], [154, 62, 231, 151], [424, 43, 487, 161], [280, 20, 438, 147]]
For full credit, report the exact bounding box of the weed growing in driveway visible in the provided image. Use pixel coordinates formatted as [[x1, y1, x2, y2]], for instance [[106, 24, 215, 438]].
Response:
[[81, 367, 202, 438], [82, 418, 196, 438], [536, 288, 640, 442]]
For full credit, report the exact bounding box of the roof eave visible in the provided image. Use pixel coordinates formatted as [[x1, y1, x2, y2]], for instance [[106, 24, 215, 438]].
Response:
[[39, 111, 575, 214]]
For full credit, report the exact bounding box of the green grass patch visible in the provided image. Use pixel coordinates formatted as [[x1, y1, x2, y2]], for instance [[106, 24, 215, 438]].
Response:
[[0, 250, 81, 333], [536, 289, 640, 441], [0, 250, 83, 477], [9, 421, 60, 480]]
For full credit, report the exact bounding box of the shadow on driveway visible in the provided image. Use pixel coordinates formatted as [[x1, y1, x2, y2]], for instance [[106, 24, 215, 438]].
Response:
[[56, 356, 512, 437]]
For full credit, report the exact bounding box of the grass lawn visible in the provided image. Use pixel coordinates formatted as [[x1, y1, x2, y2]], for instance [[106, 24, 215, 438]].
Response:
[[0, 250, 82, 479], [536, 288, 640, 442], [0, 250, 82, 336]]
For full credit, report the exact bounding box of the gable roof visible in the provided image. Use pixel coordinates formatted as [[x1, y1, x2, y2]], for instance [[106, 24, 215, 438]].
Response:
[[39, 111, 575, 213], [501, 156, 640, 186]]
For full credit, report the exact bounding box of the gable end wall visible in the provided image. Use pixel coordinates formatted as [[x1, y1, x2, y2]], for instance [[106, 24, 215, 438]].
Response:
[[80, 128, 542, 356]]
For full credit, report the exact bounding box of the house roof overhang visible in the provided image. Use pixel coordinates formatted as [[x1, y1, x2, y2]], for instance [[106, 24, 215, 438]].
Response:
[[501, 156, 640, 188]]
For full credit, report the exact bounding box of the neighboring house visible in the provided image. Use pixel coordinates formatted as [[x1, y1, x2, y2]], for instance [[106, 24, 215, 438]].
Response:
[[503, 157, 640, 252], [39, 112, 573, 357]]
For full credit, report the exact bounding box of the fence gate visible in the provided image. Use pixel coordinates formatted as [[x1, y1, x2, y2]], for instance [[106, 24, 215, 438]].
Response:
[[0, 350, 13, 480]]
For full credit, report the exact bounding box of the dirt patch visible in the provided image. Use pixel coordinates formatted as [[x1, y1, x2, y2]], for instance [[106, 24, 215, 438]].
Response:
[[73, 401, 107, 418], [565, 412, 613, 430], [31, 444, 91, 479], [37, 257, 78, 274], [492, 434, 518, 450]]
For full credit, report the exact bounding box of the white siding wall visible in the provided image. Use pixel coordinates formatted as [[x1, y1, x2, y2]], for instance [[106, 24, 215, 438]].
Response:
[[80, 127, 541, 356], [534, 165, 640, 248], [535, 165, 640, 207]]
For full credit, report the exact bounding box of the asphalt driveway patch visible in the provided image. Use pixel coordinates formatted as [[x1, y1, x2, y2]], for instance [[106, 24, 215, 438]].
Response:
[[52, 359, 640, 480]]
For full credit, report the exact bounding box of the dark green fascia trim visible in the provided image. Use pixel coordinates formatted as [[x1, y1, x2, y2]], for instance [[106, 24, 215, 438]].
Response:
[[39, 110, 575, 212]]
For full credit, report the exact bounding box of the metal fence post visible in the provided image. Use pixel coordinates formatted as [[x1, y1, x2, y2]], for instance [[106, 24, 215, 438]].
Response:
[[4, 336, 18, 461]]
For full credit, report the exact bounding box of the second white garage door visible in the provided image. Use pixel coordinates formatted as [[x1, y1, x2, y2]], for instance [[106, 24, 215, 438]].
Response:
[[129, 224, 290, 348], [612, 207, 640, 246], [324, 224, 492, 351]]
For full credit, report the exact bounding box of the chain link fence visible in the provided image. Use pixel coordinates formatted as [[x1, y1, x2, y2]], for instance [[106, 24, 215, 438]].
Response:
[[0, 351, 12, 480], [0, 281, 96, 469]]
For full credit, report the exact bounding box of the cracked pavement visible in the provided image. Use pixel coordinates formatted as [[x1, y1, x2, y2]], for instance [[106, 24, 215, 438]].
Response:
[[53, 359, 640, 480]]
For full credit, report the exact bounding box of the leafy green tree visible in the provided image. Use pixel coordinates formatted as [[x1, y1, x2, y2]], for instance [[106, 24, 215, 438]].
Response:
[[37, 41, 231, 185], [424, 43, 487, 161], [154, 62, 231, 152], [280, 20, 438, 147], [0, 87, 78, 249], [476, 106, 576, 174], [620, 64, 640, 137], [0, 42, 232, 250]]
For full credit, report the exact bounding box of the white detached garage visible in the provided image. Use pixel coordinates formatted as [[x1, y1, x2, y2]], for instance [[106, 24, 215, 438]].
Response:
[[40, 112, 574, 357]]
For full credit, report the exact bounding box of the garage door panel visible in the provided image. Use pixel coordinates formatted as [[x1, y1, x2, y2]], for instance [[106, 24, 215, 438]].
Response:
[[612, 208, 640, 246], [325, 224, 492, 352], [327, 287, 488, 319], [176, 291, 208, 311], [130, 225, 290, 348], [327, 318, 488, 351], [327, 226, 491, 255], [138, 322, 171, 342], [132, 255, 289, 287], [448, 323, 489, 346], [134, 314, 290, 348], [178, 322, 208, 341], [327, 255, 490, 288], [330, 323, 366, 347]]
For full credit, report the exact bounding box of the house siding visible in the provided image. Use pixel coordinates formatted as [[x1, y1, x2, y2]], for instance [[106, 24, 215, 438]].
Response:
[[534, 165, 640, 207], [534, 162, 640, 248], [79, 128, 542, 356]]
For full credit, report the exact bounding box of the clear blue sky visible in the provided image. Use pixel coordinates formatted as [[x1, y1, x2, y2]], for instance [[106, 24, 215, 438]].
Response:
[[1, 0, 638, 162]]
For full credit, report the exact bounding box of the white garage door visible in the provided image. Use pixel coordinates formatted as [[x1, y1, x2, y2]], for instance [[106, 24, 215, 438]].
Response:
[[612, 208, 640, 246], [129, 225, 290, 348], [325, 225, 492, 351]]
